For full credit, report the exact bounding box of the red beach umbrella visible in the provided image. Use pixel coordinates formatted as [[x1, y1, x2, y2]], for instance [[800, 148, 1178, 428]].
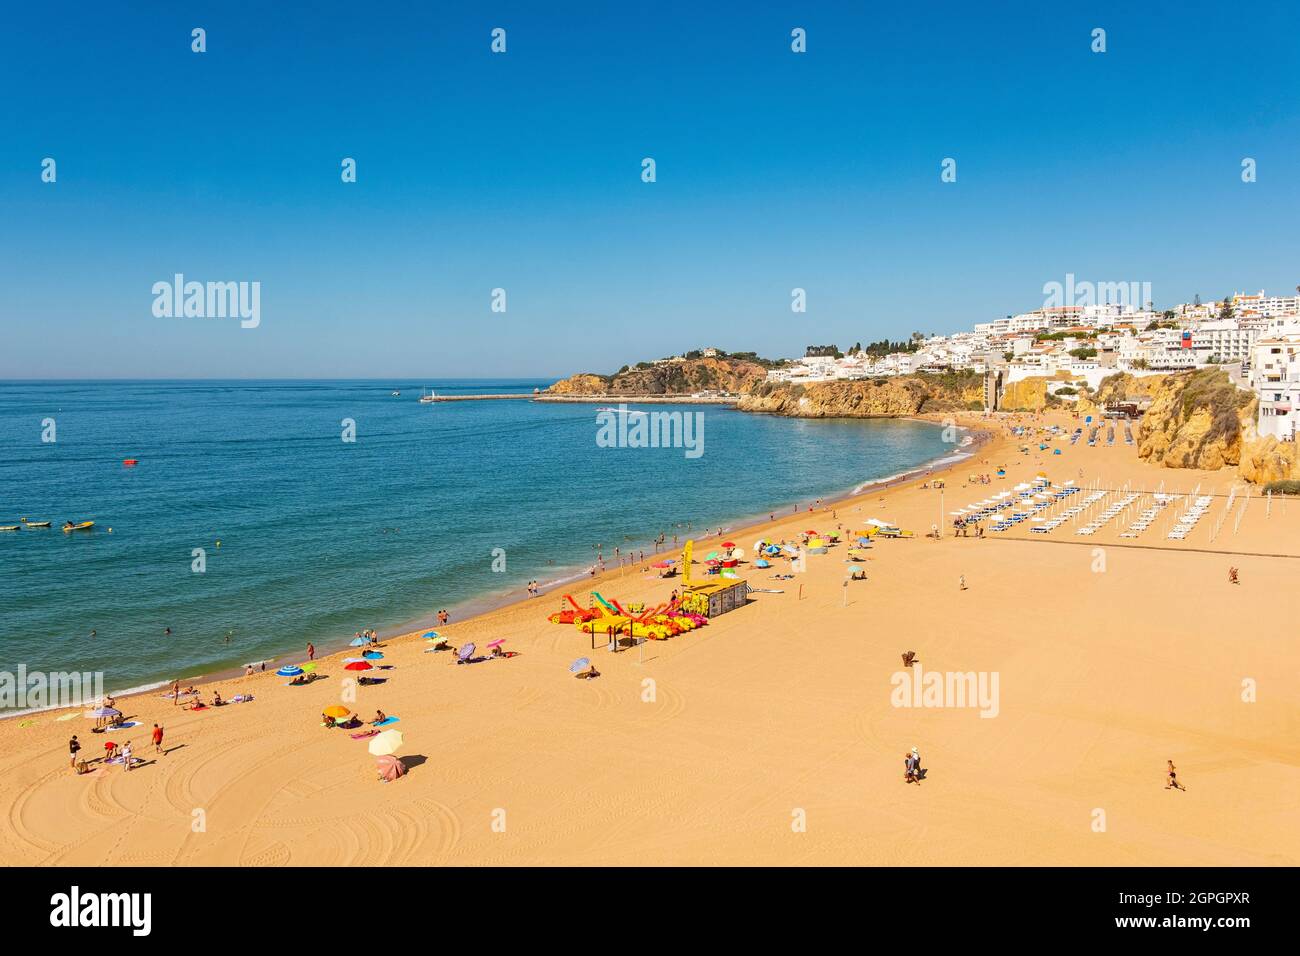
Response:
[[344, 661, 373, 672]]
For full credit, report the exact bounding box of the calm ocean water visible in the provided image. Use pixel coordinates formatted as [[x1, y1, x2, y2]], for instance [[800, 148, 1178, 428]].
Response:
[[0, 380, 952, 696]]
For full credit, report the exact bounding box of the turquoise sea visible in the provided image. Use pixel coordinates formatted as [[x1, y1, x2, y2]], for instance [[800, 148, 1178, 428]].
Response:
[[0, 380, 954, 698]]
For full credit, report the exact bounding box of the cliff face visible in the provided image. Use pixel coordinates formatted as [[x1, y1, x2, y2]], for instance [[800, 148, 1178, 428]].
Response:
[[547, 358, 767, 396], [736, 375, 984, 418], [1129, 368, 1255, 472]]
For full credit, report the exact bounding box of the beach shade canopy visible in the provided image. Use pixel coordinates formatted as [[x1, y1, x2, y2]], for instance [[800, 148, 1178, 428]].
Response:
[[349, 637, 367, 647], [486, 638, 505, 648], [375, 754, 406, 782], [722, 541, 736, 548], [344, 661, 373, 672], [368, 729, 404, 756], [731, 547, 746, 559], [276, 665, 304, 677], [651, 561, 673, 568], [457, 643, 476, 661], [85, 706, 121, 719], [755, 559, 771, 569], [421, 631, 439, 640], [362, 651, 384, 660], [570, 657, 591, 674], [322, 705, 351, 719]]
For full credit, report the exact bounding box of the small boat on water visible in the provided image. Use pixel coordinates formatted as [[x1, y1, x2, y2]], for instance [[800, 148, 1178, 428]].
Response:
[[123, 459, 139, 466], [0, 525, 19, 532], [595, 407, 648, 415], [418, 388, 437, 404], [391, 390, 401, 397], [21, 518, 51, 528], [62, 521, 95, 533]]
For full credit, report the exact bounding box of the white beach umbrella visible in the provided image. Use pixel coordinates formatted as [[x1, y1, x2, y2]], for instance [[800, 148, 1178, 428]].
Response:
[[368, 729, 404, 756]]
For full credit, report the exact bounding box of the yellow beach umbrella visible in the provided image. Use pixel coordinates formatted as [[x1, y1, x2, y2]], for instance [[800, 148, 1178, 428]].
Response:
[[322, 705, 351, 719], [368, 729, 404, 756]]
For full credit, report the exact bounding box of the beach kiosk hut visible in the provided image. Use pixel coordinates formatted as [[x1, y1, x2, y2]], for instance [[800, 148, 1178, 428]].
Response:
[[680, 537, 749, 618], [682, 579, 749, 618]]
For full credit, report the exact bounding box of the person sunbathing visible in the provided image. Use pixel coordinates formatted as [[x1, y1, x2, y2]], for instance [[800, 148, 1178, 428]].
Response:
[[371, 710, 387, 725], [491, 645, 507, 659], [212, 691, 224, 706], [323, 715, 337, 728], [574, 665, 600, 680], [901, 651, 917, 668], [289, 674, 309, 685]]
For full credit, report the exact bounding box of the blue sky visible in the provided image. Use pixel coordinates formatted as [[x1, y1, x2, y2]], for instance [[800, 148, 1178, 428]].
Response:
[[2, 0, 1298, 379]]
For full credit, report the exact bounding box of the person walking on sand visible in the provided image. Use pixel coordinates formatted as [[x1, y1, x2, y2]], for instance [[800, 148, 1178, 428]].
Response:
[[1228, 566, 1239, 585], [152, 723, 164, 755], [121, 740, 133, 772], [959, 574, 967, 591], [1165, 759, 1185, 791], [69, 734, 81, 771], [307, 642, 315, 661]]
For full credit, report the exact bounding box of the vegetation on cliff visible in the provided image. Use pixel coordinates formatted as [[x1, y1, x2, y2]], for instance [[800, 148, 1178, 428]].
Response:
[[546, 357, 768, 396]]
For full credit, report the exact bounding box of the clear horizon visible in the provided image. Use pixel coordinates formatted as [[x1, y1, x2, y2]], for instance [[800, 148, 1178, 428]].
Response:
[[3, 0, 1297, 379]]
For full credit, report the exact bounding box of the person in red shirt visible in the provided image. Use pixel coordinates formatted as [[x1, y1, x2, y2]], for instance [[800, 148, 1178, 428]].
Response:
[[151, 723, 165, 755]]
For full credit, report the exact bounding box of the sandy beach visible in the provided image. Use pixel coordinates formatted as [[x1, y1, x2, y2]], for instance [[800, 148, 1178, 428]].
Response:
[[3, 410, 1298, 867]]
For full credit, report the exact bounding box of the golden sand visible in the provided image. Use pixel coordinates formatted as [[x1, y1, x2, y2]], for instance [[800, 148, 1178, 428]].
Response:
[[2, 411, 1297, 866]]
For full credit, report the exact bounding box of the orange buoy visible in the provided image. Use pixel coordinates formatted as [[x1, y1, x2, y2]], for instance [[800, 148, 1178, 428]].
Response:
[[123, 459, 138, 466]]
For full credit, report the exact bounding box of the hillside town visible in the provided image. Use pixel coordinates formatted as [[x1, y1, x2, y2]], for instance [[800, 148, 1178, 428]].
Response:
[[663, 284, 1300, 441]]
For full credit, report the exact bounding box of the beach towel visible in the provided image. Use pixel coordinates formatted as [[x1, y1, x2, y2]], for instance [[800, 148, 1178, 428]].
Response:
[[372, 716, 400, 727], [350, 730, 380, 739]]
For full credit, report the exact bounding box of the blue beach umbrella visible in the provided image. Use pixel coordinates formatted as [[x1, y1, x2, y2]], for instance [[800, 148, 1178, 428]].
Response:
[[362, 651, 384, 660], [349, 637, 367, 647], [569, 657, 591, 673], [422, 631, 439, 640], [276, 665, 304, 677]]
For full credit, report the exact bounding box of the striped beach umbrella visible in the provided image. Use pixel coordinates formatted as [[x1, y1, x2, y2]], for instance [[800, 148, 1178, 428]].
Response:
[[276, 665, 304, 677]]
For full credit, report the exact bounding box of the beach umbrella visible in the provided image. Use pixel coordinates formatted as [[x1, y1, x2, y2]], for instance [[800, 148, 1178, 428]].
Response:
[[349, 637, 367, 647], [753, 539, 765, 551], [322, 705, 351, 719], [731, 547, 746, 559], [755, 559, 771, 569], [344, 661, 373, 672], [421, 631, 439, 640], [457, 643, 476, 661], [486, 638, 505, 648], [651, 561, 673, 568], [375, 754, 406, 782], [367, 729, 404, 756], [362, 651, 383, 660], [705, 551, 718, 560], [569, 657, 591, 673], [84, 706, 121, 719], [276, 665, 303, 677], [722, 541, 736, 548]]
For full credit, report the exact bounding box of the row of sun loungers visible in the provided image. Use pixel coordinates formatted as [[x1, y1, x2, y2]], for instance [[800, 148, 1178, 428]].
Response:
[[1167, 495, 1213, 539], [992, 485, 1083, 532], [1119, 493, 1176, 538], [1074, 492, 1140, 535]]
